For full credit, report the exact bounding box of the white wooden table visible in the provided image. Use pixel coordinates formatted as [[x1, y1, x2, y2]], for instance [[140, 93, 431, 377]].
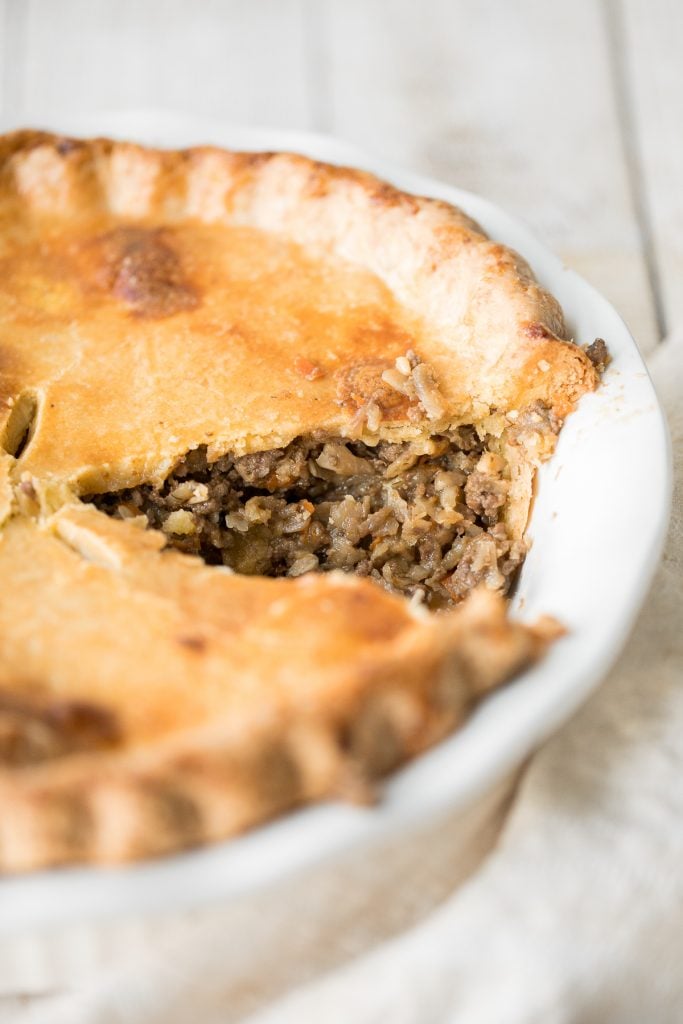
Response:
[[0, 0, 679, 1014], [1, 0, 680, 357]]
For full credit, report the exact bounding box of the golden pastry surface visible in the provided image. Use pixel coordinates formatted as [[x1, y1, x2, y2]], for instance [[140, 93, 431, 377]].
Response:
[[0, 132, 595, 871]]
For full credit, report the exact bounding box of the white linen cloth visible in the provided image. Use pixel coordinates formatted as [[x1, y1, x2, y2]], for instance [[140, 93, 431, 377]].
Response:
[[9, 332, 683, 1024]]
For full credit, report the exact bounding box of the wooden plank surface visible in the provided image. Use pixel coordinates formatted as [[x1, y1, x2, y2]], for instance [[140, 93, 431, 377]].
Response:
[[0, 0, 11, 114], [622, 0, 683, 339], [0, 0, 679, 355], [15, 0, 312, 129]]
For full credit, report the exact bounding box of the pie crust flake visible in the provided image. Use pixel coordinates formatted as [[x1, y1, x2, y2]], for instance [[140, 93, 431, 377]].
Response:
[[0, 131, 599, 871]]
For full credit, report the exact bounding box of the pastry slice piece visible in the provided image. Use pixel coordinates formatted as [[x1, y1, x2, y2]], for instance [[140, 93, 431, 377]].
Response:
[[0, 131, 599, 870], [0, 506, 553, 870]]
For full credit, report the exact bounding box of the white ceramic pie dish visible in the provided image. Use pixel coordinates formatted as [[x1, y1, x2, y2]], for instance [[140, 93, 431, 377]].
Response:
[[0, 112, 672, 941]]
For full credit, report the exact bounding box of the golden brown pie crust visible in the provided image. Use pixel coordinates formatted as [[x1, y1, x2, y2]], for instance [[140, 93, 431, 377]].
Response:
[[0, 131, 597, 871]]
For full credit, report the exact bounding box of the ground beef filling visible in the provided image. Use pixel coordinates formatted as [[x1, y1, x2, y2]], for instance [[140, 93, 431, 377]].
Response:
[[90, 430, 527, 609]]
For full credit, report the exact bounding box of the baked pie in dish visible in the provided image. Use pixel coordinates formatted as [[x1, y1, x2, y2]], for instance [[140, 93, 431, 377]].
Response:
[[0, 131, 602, 871]]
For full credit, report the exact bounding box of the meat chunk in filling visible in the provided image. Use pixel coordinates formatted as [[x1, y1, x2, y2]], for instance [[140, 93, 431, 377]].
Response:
[[89, 430, 528, 610]]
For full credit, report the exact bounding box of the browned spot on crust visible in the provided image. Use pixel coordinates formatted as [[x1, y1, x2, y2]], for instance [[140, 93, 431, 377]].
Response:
[[293, 355, 323, 381], [221, 150, 276, 194], [301, 159, 420, 210], [369, 181, 420, 213], [44, 700, 118, 739], [92, 227, 199, 318], [251, 741, 301, 807], [54, 137, 85, 157], [177, 634, 207, 653], [147, 782, 202, 843], [345, 700, 404, 777], [336, 358, 410, 418], [0, 691, 121, 766], [33, 789, 94, 853], [232, 150, 276, 172], [305, 164, 335, 199], [523, 321, 555, 341], [305, 160, 368, 199]]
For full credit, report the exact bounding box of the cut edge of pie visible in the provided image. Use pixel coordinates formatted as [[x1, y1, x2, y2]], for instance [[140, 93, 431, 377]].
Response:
[[0, 131, 600, 871]]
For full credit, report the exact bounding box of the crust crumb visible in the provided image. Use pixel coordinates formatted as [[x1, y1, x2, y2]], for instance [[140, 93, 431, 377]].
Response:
[[584, 338, 611, 373], [293, 355, 323, 381]]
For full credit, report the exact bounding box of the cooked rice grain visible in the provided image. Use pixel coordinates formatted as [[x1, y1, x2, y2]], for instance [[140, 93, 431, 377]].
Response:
[[90, 430, 529, 609]]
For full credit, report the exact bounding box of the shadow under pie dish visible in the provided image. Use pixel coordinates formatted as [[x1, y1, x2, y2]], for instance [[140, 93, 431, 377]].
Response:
[[0, 130, 601, 873]]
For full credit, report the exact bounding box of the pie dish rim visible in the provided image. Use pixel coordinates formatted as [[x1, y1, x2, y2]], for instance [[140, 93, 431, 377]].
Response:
[[0, 114, 671, 933]]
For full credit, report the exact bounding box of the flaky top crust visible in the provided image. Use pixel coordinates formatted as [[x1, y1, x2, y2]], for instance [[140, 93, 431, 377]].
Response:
[[0, 507, 554, 871], [0, 130, 597, 500], [0, 132, 592, 871]]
